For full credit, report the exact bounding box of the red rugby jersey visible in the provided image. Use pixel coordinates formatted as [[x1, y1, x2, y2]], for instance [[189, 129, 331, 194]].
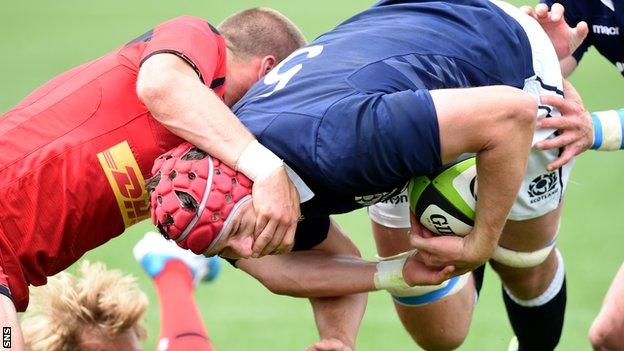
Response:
[[0, 16, 226, 311]]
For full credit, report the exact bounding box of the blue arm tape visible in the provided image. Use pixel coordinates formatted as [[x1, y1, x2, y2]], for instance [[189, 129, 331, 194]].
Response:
[[619, 109, 624, 149], [591, 113, 603, 150]]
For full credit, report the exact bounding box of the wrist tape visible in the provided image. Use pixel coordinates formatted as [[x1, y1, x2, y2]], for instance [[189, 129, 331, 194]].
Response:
[[374, 251, 411, 291], [236, 140, 284, 181], [591, 109, 624, 150]]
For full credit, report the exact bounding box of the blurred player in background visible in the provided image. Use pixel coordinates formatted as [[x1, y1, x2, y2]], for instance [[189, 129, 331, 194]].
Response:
[[22, 261, 149, 351], [133, 232, 222, 351], [22, 241, 222, 351], [0, 8, 305, 349], [523, 1, 624, 350], [150, 1, 588, 350]]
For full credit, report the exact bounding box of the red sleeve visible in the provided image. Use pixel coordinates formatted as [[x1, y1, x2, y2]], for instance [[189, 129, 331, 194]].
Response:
[[140, 16, 225, 85]]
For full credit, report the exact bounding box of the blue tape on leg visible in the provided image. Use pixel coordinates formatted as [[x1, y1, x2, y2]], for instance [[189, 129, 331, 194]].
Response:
[[392, 276, 460, 306]]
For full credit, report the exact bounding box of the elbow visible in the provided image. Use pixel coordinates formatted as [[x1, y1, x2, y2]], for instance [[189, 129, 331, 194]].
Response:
[[136, 68, 175, 109], [498, 87, 537, 132]]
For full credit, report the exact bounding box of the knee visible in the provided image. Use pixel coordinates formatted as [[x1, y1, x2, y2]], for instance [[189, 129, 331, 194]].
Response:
[[490, 249, 560, 299], [411, 329, 466, 351], [491, 263, 549, 298]]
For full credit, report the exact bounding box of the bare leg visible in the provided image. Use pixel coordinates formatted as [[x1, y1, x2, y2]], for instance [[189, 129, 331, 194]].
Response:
[[490, 204, 565, 351], [373, 221, 476, 351]]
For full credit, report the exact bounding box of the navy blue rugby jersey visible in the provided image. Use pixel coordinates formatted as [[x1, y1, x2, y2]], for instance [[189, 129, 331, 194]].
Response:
[[232, 0, 535, 246], [543, 0, 624, 75]]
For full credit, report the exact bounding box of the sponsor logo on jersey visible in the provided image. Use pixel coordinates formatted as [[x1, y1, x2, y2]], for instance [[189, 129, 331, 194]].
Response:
[[528, 172, 559, 203], [97, 141, 150, 227], [379, 193, 409, 205], [355, 184, 407, 206], [592, 25, 619, 36]]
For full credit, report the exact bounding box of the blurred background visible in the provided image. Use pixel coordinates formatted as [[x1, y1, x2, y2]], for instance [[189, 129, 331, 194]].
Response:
[[2, 1, 623, 349]]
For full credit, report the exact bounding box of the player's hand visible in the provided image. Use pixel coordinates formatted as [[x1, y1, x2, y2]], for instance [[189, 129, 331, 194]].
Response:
[[402, 251, 455, 286], [521, 3, 588, 60], [251, 166, 301, 257], [408, 214, 493, 275], [536, 80, 592, 170], [305, 338, 353, 351]]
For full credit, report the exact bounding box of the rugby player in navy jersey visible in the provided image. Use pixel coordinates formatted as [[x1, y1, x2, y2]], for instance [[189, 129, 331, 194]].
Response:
[[523, 1, 624, 350], [150, 1, 585, 349]]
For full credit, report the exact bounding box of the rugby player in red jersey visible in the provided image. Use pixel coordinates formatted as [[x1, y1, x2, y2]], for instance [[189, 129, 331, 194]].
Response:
[[0, 8, 305, 349]]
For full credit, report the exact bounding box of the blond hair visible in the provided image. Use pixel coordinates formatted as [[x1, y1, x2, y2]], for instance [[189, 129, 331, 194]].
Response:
[[218, 7, 307, 63], [22, 261, 148, 351]]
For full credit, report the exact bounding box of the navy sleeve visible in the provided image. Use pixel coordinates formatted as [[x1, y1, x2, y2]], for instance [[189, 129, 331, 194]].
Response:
[[315, 89, 441, 194]]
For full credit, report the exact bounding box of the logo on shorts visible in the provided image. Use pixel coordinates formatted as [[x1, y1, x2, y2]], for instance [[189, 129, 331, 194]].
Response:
[[97, 141, 150, 227], [528, 172, 559, 203]]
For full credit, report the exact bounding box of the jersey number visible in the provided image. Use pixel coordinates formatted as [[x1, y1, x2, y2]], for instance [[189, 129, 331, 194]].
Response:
[[260, 45, 324, 97]]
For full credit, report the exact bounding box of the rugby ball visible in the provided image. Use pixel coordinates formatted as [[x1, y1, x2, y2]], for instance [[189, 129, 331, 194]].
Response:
[[408, 157, 477, 237]]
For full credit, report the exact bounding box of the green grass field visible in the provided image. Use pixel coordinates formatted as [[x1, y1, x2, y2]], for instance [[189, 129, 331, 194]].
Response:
[[2, 1, 624, 350]]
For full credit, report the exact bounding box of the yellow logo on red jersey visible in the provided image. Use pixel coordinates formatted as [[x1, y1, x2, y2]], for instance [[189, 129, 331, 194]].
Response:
[[97, 141, 150, 227]]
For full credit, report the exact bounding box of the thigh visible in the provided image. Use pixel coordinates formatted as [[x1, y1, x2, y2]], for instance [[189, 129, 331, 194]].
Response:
[[500, 201, 563, 251]]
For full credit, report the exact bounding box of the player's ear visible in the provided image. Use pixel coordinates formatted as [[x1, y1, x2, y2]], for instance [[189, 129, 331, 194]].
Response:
[[257, 55, 277, 79]]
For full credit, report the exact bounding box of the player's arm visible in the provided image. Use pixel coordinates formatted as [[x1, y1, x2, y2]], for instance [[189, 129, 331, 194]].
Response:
[[237, 220, 366, 350], [136, 18, 299, 257], [0, 295, 25, 351], [589, 263, 624, 350], [409, 86, 537, 275]]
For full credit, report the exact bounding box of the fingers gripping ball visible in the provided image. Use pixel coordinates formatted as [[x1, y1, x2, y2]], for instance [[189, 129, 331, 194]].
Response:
[[408, 157, 477, 236], [147, 142, 253, 254]]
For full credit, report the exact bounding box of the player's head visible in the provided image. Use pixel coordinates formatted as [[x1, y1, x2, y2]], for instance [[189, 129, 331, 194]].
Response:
[[148, 142, 257, 259], [22, 261, 147, 351], [217, 7, 307, 106]]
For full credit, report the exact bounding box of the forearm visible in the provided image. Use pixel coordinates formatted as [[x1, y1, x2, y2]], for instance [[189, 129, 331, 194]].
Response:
[[601, 263, 624, 313], [432, 86, 536, 254], [471, 124, 533, 251], [560, 56, 578, 78], [138, 69, 254, 167], [311, 294, 367, 349], [238, 251, 379, 297]]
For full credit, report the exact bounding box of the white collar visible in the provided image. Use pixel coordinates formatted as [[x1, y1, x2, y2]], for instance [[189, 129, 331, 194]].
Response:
[[600, 0, 615, 12], [285, 164, 315, 203]]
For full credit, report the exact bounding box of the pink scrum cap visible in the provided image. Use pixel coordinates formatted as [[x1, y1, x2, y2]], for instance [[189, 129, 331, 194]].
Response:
[[148, 142, 252, 254]]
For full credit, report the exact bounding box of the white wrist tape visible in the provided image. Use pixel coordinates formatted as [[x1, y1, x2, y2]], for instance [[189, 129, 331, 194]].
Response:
[[591, 109, 624, 150], [236, 140, 284, 181], [374, 251, 413, 290]]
